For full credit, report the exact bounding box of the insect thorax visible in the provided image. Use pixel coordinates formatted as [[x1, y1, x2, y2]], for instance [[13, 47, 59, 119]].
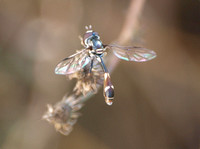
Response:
[[83, 31, 104, 55]]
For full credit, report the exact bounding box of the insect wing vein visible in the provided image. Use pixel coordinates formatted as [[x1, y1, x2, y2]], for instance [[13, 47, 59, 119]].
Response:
[[55, 49, 90, 75], [108, 44, 156, 62]]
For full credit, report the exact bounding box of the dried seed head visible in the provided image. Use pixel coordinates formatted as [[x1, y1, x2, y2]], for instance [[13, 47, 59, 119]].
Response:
[[68, 59, 104, 96], [43, 95, 83, 135]]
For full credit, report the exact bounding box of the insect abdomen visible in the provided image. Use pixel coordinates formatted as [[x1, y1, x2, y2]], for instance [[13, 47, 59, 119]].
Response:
[[104, 73, 114, 105]]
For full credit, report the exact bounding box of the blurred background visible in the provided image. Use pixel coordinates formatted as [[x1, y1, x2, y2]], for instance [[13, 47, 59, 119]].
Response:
[[0, 0, 200, 149]]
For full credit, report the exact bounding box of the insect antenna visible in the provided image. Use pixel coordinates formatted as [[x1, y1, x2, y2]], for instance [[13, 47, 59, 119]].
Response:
[[85, 25, 92, 31]]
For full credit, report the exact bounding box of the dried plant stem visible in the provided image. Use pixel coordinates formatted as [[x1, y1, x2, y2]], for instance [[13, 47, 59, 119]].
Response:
[[118, 0, 146, 44], [81, 0, 146, 103]]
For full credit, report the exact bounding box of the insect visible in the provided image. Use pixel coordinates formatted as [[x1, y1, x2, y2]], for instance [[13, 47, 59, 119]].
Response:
[[55, 25, 156, 105]]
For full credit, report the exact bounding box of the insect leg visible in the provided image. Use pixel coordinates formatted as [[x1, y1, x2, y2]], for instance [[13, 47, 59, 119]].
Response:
[[79, 35, 85, 47], [89, 58, 94, 73]]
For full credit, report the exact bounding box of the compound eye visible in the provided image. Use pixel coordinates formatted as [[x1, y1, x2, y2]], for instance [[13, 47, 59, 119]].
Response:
[[83, 32, 93, 41], [83, 32, 93, 47]]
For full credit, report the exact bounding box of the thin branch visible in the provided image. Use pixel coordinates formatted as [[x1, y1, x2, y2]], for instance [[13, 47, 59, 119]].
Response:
[[118, 0, 146, 44]]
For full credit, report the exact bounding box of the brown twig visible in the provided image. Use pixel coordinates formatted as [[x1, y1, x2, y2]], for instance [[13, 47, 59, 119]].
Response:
[[118, 0, 146, 44]]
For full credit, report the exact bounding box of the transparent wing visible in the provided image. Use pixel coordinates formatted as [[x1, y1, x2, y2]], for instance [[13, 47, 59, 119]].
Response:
[[55, 49, 91, 75], [107, 44, 157, 62]]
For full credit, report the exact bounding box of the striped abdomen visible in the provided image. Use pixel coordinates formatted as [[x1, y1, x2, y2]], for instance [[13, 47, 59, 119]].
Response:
[[103, 72, 114, 105]]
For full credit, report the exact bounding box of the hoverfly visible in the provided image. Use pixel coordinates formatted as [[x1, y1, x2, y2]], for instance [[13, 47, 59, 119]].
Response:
[[55, 25, 156, 105]]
